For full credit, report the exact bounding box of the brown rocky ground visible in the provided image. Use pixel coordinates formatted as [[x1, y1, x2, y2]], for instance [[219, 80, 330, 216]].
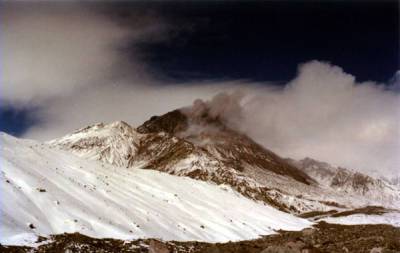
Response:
[[299, 206, 399, 220], [330, 206, 396, 218], [1, 222, 399, 253]]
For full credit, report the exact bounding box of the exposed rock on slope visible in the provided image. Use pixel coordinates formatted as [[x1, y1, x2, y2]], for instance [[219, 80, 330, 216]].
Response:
[[52, 109, 324, 213], [138, 108, 313, 185], [50, 104, 400, 214], [137, 109, 188, 135], [3, 222, 400, 253]]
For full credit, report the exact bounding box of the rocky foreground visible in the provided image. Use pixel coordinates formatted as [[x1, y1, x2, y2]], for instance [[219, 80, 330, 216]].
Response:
[[2, 222, 399, 253]]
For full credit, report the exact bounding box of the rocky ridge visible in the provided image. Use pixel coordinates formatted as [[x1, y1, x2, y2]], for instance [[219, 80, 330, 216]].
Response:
[[289, 157, 400, 204]]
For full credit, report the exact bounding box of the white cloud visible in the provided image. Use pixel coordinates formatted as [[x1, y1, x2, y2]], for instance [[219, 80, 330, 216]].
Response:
[[0, 3, 157, 106], [23, 81, 243, 140], [199, 61, 400, 176], [1, 4, 399, 176]]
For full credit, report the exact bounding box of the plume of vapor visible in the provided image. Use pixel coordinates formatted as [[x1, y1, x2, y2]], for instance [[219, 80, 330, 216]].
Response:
[[1, 4, 399, 176], [188, 61, 400, 176], [185, 91, 245, 123]]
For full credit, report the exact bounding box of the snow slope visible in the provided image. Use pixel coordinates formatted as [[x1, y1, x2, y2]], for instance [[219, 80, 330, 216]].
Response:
[[0, 133, 311, 246]]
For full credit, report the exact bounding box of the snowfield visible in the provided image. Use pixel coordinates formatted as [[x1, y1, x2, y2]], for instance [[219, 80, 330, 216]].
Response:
[[0, 133, 311, 246], [322, 212, 400, 227]]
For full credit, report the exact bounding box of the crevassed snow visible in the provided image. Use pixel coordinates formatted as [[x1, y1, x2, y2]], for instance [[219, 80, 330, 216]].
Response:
[[0, 133, 311, 246], [322, 212, 400, 227]]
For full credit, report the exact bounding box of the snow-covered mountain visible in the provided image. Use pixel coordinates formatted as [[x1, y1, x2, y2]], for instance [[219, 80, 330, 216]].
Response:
[[0, 133, 311, 246], [51, 111, 322, 213], [48, 121, 141, 168], [51, 103, 400, 214], [2, 103, 400, 247], [288, 157, 400, 202]]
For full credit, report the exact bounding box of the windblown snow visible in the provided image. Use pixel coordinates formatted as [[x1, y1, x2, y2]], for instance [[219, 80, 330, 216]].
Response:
[[0, 133, 311, 246]]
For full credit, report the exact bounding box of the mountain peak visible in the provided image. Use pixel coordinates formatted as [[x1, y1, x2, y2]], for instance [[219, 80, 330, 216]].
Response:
[[50, 120, 139, 167], [137, 96, 236, 135], [109, 120, 131, 128], [67, 120, 135, 136], [137, 110, 188, 134], [136, 104, 313, 184]]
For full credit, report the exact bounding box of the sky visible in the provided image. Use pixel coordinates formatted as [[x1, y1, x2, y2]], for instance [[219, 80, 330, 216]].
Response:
[[1, 1, 399, 176]]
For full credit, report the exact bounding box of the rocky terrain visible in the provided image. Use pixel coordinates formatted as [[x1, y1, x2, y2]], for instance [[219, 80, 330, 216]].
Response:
[[2, 222, 399, 253]]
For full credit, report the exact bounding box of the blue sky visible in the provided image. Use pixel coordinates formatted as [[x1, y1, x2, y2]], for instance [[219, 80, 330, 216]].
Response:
[[135, 1, 398, 83]]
